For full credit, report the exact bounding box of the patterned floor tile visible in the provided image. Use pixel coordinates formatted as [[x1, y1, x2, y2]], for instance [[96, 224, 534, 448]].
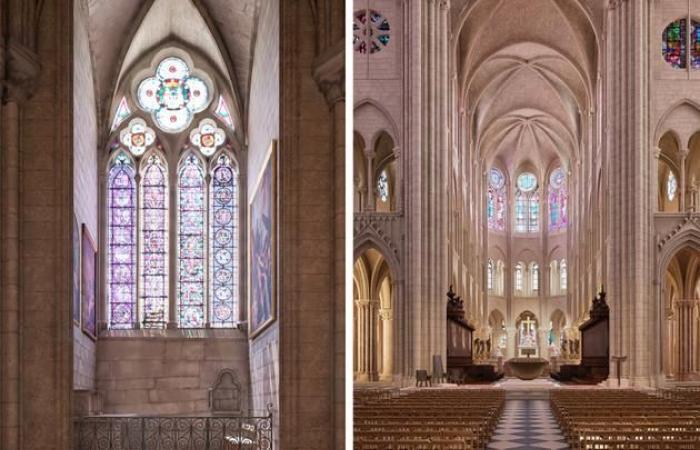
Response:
[[487, 399, 570, 450]]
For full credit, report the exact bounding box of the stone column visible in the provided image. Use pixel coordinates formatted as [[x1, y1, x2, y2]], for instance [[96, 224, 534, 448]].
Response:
[[379, 309, 394, 381], [675, 299, 698, 380], [2, 32, 42, 450], [355, 299, 379, 381], [1, 99, 21, 450], [506, 327, 517, 359], [365, 149, 376, 211], [606, 0, 654, 387], [679, 147, 688, 211]]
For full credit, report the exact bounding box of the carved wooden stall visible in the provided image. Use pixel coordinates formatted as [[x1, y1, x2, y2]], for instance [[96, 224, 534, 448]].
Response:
[[551, 291, 610, 384], [445, 286, 503, 383]]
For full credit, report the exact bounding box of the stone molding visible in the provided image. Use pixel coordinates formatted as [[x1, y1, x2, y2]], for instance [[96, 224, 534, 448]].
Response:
[[657, 214, 700, 248]]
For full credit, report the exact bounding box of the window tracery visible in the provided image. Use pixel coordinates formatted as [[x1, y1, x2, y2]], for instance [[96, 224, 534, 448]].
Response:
[[515, 172, 539, 233], [353, 9, 391, 54], [106, 53, 239, 331]]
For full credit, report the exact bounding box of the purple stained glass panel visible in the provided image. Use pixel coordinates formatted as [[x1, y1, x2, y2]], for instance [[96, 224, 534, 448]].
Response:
[[140, 154, 168, 328], [210, 154, 238, 328], [178, 154, 206, 328], [108, 153, 137, 329], [548, 168, 568, 231]]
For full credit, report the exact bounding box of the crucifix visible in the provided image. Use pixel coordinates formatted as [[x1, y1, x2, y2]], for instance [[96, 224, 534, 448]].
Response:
[[521, 315, 536, 339]]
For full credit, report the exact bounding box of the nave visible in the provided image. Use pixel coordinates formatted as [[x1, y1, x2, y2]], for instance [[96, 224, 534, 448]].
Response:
[[353, 385, 700, 449]]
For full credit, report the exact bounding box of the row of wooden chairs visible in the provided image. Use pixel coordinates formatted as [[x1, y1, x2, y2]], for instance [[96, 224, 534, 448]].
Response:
[[551, 389, 700, 449], [354, 389, 505, 449]]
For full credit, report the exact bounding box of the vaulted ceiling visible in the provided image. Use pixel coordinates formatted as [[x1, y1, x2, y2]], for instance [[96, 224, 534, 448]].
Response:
[[453, 0, 603, 177], [85, 0, 257, 127]]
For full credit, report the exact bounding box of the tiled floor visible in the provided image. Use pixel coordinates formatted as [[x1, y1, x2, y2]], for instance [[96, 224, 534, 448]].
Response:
[[487, 399, 569, 450]]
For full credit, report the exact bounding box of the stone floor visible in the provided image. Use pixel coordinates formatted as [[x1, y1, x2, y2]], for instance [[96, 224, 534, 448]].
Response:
[[487, 399, 569, 450]]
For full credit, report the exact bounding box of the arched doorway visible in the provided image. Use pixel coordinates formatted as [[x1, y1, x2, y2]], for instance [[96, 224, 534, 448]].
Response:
[[548, 309, 566, 357], [662, 247, 700, 381], [488, 309, 507, 357], [353, 248, 394, 382]]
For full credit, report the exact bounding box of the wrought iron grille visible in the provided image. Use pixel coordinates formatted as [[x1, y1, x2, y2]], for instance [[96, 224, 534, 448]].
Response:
[[74, 415, 272, 450]]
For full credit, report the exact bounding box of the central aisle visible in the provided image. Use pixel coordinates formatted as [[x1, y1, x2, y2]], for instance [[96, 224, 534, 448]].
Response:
[[487, 399, 569, 450]]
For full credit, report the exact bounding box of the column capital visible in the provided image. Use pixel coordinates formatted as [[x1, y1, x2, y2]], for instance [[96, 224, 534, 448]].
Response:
[[678, 147, 690, 159], [2, 40, 41, 104], [312, 43, 344, 108], [379, 309, 392, 321], [653, 147, 662, 159]]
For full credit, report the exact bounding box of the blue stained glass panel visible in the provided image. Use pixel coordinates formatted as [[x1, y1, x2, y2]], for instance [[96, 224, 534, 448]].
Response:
[[210, 154, 238, 328]]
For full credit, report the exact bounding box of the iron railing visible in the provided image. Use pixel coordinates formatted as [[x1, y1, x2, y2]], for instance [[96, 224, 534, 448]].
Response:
[[74, 414, 273, 450]]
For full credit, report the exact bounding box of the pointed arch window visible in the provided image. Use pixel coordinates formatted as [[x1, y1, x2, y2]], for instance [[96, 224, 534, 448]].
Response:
[[210, 154, 239, 328], [667, 170, 678, 201], [560, 259, 568, 291], [177, 154, 206, 328], [532, 263, 539, 293], [106, 54, 240, 331], [107, 152, 137, 329], [487, 168, 506, 231], [140, 153, 169, 328], [515, 172, 539, 233], [514, 263, 524, 293], [487, 259, 493, 291], [377, 169, 390, 203], [549, 167, 568, 231]]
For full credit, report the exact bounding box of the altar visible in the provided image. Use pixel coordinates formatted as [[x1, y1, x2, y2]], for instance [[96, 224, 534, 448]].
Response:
[[507, 357, 549, 380]]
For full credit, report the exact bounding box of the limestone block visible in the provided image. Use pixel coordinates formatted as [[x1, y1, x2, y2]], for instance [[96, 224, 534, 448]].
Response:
[[148, 388, 208, 404], [155, 376, 201, 390]]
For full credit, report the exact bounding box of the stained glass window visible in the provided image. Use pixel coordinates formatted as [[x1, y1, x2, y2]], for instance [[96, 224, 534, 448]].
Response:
[[110, 96, 132, 132], [140, 154, 168, 328], [210, 154, 238, 328], [487, 259, 493, 291], [136, 57, 211, 133], [549, 167, 568, 231], [377, 169, 389, 202], [560, 259, 567, 291], [515, 192, 527, 232], [353, 9, 391, 54], [120, 118, 156, 157], [178, 154, 206, 328], [662, 19, 687, 69], [515, 263, 523, 292], [108, 152, 137, 329], [487, 168, 506, 231], [190, 118, 226, 157], [692, 21, 700, 69], [532, 263, 539, 292], [515, 172, 539, 233], [667, 170, 677, 201], [214, 96, 235, 130]]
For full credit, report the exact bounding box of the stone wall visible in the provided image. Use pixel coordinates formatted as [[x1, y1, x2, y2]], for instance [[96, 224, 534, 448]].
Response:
[[96, 333, 250, 415], [73, 0, 98, 392], [247, 0, 280, 424]]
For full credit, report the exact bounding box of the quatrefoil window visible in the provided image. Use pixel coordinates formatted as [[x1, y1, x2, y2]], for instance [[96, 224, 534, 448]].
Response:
[[120, 118, 156, 156], [189, 118, 226, 157], [136, 57, 211, 133]]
